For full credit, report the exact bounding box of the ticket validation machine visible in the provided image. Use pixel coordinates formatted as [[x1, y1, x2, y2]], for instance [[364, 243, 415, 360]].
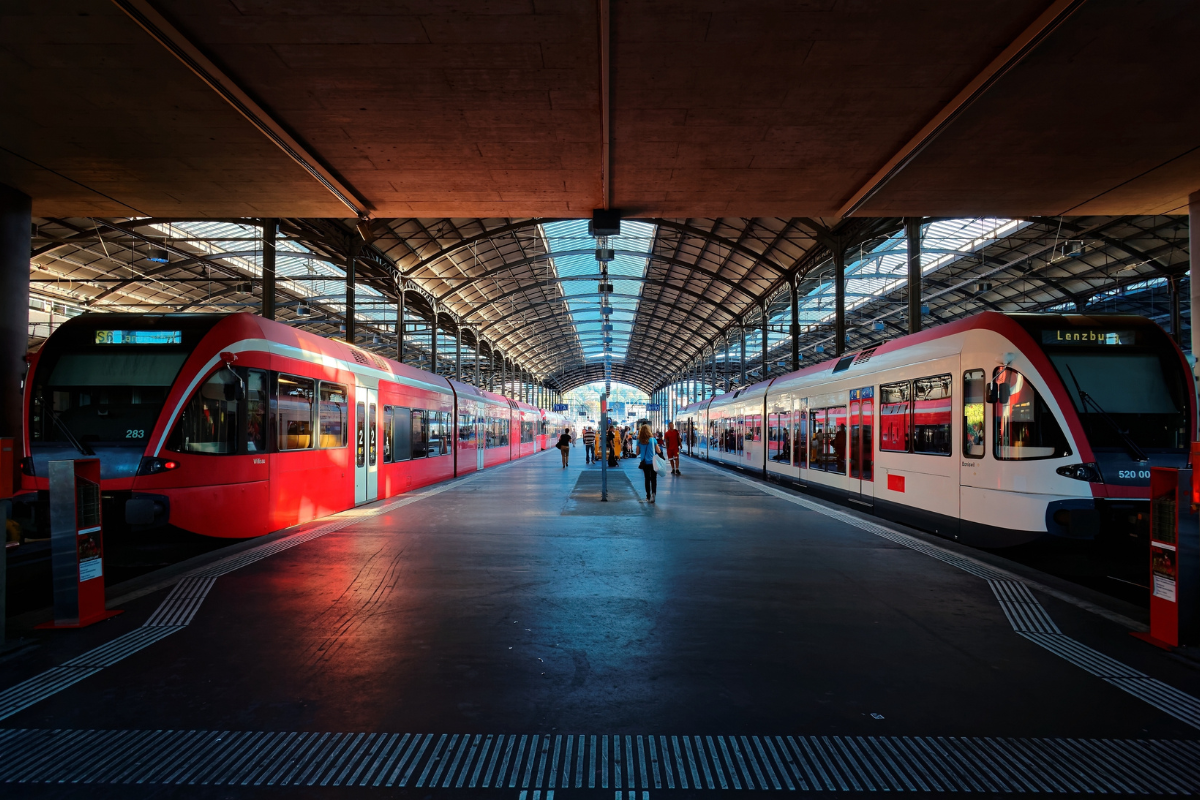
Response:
[[37, 459, 121, 629], [1146, 467, 1198, 647]]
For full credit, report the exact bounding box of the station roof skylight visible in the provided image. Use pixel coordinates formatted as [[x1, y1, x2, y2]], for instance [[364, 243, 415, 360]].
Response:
[[790, 217, 1027, 328], [540, 219, 656, 363]]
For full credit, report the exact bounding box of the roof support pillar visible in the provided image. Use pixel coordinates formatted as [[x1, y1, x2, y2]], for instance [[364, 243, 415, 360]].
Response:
[[761, 304, 769, 379], [834, 242, 846, 357], [430, 307, 438, 375], [710, 347, 716, 398], [790, 278, 800, 373], [1170, 276, 1183, 348], [1191, 191, 1200, 373], [396, 287, 405, 363], [501, 357, 506, 397], [0, 184, 31, 497], [724, 336, 731, 392], [475, 334, 481, 386], [345, 240, 357, 343], [261, 218, 276, 321], [740, 326, 747, 386], [907, 217, 923, 335], [455, 323, 462, 380]]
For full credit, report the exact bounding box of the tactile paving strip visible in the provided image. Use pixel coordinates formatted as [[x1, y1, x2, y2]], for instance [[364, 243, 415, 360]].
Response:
[[0, 728, 1197, 793], [693, 460, 1200, 731], [0, 459, 524, 721]]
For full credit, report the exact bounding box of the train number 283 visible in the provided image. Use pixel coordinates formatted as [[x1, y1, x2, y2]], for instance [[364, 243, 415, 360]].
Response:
[[125, 429, 145, 439], [1117, 470, 1150, 480]]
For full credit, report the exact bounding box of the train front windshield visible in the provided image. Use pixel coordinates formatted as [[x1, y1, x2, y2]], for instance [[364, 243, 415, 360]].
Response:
[[33, 351, 188, 448], [1045, 350, 1188, 451], [28, 315, 222, 479], [1029, 318, 1190, 455]]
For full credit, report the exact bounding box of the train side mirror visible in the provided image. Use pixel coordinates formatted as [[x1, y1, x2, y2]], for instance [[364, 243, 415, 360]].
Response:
[[986, 382, 1010, 404]]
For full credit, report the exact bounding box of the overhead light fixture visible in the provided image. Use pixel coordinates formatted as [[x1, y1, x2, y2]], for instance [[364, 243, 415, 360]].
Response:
[[598, 282, 614, 293], [600, 306, 613, 316], [972, 281, 993, 294], [595, 248, 615, 262], [601, 323, 613, 332], [356, 217, 378, 243], [295, 304, 310, 316], [146, 248, 170, 264]]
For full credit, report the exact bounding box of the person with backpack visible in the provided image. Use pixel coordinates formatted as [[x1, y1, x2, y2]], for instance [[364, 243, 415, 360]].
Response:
[[556, 428, 573, 467], [637, 424, 663, 503]]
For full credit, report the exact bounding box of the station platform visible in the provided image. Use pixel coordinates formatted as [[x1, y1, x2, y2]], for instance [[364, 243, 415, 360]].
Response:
[[2, 447, 1199, 797]]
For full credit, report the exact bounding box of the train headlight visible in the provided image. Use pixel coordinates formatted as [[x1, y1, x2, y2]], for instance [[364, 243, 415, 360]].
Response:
[[137, 457, 179, 476], [1055, 463, 1103, 483]]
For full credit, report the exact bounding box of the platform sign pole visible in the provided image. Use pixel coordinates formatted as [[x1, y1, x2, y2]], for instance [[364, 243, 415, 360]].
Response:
[[1144, 467, 1198, 647], [600, 394, 608, 501], [39, 459, 121, 629]]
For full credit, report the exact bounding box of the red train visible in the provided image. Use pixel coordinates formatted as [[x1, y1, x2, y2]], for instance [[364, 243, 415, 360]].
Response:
[[18, 313, 567, 538]]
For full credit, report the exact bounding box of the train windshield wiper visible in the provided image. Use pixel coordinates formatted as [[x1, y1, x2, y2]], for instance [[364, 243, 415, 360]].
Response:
[[52, 412, 95, 457], [1064, 364, 1146, 463]]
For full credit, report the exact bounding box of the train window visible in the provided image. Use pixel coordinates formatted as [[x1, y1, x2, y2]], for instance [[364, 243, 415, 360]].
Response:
[[318, 383, 348, 448], [963, 370, 985, 458], [368, 404, 377, 466], [411, 409, 428, 458], [355, 402, 366, 468], [768, 413, 789, 463], [392, 406, 411, 461], [440, 412, 452, 455], [168, 368, 241, 454], [246, 369, 268, 453], [277, 374, 315, 451], [459, 413, 473, 444], [428, 411, 444, 456], [913, 375, 952, 456], [827, 405, 848, 474], [879, 381, 911, 453], [795, 405, 807, 468], [993, 368, 1072, 460], [521, 420, 535, 444], [383, 406, 394, 463]]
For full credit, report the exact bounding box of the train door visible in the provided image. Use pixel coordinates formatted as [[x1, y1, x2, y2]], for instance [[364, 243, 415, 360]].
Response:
[[848, 387, 874, 506], [354, 385, 379, 505]]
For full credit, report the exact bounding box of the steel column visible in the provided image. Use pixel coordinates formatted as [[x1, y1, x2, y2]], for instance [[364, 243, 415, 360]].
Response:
[[834, 241, 846, 357], [906, 217, 923, 335], [1191, 191, 1200, 373], [724, 337, 731, 391], [455, 323, 462, 380], [430, 307, 438, 375], [1171, 277, 1184, 347], [710, 347, 716, 397], [396, 287, 405, 363], [740, 326, 747, 386], [761, 305, 768, 378], [474, 333, 481, 385], [261, 218, 276, 320], [345, 240, 356, 343], [0, 185, 30, 494], [790, 278, 800, 372]]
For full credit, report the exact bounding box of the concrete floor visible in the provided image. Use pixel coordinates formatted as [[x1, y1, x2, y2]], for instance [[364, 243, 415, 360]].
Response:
[[2, 447, 1199, 797]]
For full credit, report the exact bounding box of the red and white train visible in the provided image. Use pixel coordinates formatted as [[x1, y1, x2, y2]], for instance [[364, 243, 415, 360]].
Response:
[[676, 312, 1194, 547], [18, 313, 570, 538]]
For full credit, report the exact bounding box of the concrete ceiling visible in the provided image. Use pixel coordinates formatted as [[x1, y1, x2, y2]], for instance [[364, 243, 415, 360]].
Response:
[[2, 0, 1198, 220]]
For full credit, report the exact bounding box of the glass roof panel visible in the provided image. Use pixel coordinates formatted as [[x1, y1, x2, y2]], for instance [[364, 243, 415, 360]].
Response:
[[540, 219, 656, 362]]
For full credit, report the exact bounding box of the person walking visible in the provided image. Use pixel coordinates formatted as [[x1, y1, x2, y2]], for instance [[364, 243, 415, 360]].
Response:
[[637, 424, 663, 503], [607, 424, 620, 468], [556, 427, 573, 468], [665, 420, 682, 475], [582, 426, 596, 464]]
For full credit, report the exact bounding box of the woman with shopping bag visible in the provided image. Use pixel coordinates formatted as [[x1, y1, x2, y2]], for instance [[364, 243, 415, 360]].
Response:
[[636, 424, 664, 503]]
